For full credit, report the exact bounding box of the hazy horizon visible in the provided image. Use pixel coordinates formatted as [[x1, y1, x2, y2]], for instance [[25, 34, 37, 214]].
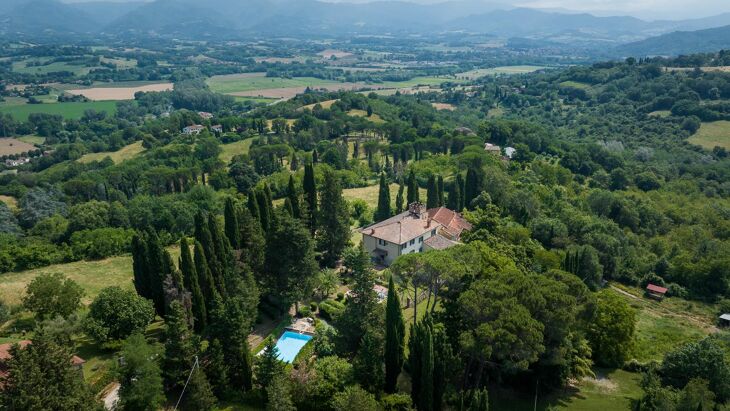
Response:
[[56, 0, 730, 21]]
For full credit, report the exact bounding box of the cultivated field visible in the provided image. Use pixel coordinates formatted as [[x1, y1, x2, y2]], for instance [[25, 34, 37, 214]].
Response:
[[0, 101, 118, 121], [690, 121, 730, 149], [16, 135, 45, 145], [299, 99, 339, 111], [78, 141, 145, 164], [67, 83, 173, 101], [0, 138, 36, 156], [317, 49, 353, 59], [457, 65, 548, 80]]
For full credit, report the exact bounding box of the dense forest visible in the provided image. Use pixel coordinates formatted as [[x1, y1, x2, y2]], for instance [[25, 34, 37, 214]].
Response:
[[1, 49, 730, 411]]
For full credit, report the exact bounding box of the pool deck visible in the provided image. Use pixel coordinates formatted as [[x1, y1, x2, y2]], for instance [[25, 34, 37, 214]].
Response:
[[285, 317, 316, 335]]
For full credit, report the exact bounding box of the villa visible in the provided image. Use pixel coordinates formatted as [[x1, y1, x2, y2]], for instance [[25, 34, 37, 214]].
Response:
[[182, 125, 205, 135], [359, 202, 471, 266]]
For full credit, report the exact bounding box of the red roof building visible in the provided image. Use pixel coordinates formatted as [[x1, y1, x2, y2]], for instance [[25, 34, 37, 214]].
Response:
[[0, 340, 86, 385], [646, 283, 668, 300]]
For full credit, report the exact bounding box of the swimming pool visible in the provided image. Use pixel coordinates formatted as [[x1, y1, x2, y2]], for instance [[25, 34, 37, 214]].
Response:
[[274, 331, 313, 363]]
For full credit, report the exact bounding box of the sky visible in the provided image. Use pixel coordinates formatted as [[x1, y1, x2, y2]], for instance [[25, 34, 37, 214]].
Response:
[[59, 0, 730, 20]]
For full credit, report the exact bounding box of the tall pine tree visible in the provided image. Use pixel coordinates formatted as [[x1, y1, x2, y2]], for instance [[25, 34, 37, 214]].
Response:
[[464, 167, 482, 210], [193, 240, 217, 318], [317, 170, 351, 267], [375, 174, 391, 222], [237, 207, 266, 276], [163, 301, 197, 391], [255, 188, 272, 232], [180, 237, 206, 333], [384, 275, 405, 393], [437, 175, 444, 206]]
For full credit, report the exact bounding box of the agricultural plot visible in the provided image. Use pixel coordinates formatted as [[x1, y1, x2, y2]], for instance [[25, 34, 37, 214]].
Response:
[[347, 109, 384, 123], [16, 135, 45, 145], [220, 138, 255, 164], [78, 141, 145, 164], [66, 82, 173, 101], [0, 138, 37, 156], [0, 101, 118, 121], [11, 58, 99, 75], [299, 99, 339, 111], [457, 65, 549, 80], [432, 102, 456, 110], [689, 121, 730, 150]]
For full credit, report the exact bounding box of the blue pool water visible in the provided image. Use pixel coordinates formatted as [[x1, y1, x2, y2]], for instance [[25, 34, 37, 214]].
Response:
[[275, 331, 313, 363]]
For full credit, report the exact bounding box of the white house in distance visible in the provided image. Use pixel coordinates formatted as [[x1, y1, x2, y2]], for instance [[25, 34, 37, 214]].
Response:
[[182, 125, 205, 135], [359, 202, 472, 266]]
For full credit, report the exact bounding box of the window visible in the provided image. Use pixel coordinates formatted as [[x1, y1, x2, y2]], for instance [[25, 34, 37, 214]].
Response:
[[419, 236, 423, 243], [410, 239, 415, 246], [401, 243, 406, 251], [378, 239, 386, 246], [431, 229, 437, 236]]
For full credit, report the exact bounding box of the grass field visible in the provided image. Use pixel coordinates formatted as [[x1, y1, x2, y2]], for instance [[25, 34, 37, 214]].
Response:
[[347, 109, 384, 123], [11, 59, 97, 75], [78, 141, 145, 164], [0, 195, 17, 210], [16, 135, 45, 145], [0, 246, 181, 306], [690, 121, 730, 150], [343, 183, 426, 210], [66, 83, 172, 101], [608, 283, 717, 362], [0, 138, 36, 156], [300, 99, 339, 111], [0, 101, 118, 121], [207, 74, 343, 94], [457, 65, 548, 80], [560, 81, 592, 90], [220, 138, 255, 164]]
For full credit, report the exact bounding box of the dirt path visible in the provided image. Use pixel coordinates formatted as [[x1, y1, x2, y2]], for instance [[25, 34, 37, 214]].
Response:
[[610, 285, 719, 333]]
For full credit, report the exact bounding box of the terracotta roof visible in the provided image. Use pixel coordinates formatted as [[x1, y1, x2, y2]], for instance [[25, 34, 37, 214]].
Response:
[[424, 234, 459, 250], [646, 284, 668, 294], [427, 207, 472, 239], [0, 340, 30, 361], [360, 210, 441, 244]]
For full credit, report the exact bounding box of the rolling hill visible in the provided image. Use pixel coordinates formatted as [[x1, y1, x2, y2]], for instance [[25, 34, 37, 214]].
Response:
[[618, 25, 730, 56]]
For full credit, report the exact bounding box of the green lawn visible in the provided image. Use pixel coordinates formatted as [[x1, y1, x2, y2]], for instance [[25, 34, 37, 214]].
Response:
[[78, 141, 145, 164], [690, 121, 730, 150], [16, 135, 46, 145], [0, 101, 118, 121], [0, 246, 180, 306], [220, 138, 255, 164], [490, 368, 642, 410], [342, 183, 426, 210], [560, 81, 592, 90], [11, 59, 98, 75], [207, 75, 344, 94]]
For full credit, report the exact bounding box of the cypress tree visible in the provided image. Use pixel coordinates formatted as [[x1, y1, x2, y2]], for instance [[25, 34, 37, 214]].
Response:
[[180, 237, 206, 333], [195, 212, 218, 272], [419, 326, 434, 411], [455, 173, 465, 210], [426, 175, 438, 209], [375, 174, 391, 222], [182, 366, 216, 411], [384, 275, 405, 393], [407, 170, 419, 204], [396, 179, 405, 213], [193, 241, 217, 315], [303, 162, 317, 234], [437, 175, 444, 206], [286, 175, 301, 219], [464, 167, 482, 210], [207, 214, 233, 296], [312, 149, 318, 163], [317, 170, 351, 267], [163, 301, 196, 391], [237, 207, 266, 276], [247, 189, 260, 223], [255, 188, 271, 232], [204, 338, 229, 398], [131, 233, 151, 301], [224, 198, 240, 249], [283, 198, 294, 217], [145, 230, 171, 317]]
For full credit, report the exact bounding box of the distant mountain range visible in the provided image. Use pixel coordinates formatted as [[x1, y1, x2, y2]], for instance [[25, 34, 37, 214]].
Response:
[[2, 0, 730, 56]]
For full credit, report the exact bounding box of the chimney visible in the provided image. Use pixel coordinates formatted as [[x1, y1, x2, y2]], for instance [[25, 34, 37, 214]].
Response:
[[370, 229, 375, 235], [408, 201, 426, 217], [427, 218, 432, 228]]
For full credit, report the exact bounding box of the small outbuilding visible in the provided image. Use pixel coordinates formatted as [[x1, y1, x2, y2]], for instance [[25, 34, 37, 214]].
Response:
[[646, 283, 668, 300], [719, 314, 730, 327]]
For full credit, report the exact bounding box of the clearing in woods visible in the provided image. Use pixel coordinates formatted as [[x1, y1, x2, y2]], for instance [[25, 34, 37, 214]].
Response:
[[0, 195, 17, 210], [78, 141, 145, 164], [0, 138, 37, 156], [0, 246, 181, 306], [457, 65, 548, 80], [689, 121, 730, 150], [347, 109, 384, 123], [220, 138, 255, 164]]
